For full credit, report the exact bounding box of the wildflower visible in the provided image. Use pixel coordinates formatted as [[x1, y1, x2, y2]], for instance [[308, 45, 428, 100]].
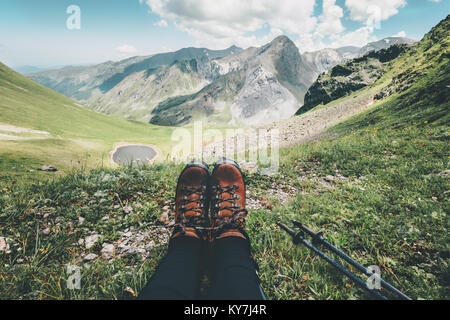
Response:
[[424, 121, 428, 124]]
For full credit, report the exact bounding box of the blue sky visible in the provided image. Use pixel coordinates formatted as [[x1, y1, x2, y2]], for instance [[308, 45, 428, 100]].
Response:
[[0, 0, 448, 68]]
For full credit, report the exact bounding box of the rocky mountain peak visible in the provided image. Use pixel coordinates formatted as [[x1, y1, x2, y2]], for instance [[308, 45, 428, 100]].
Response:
[[270, 35, 292, 44], [269, 35, 298, 52]]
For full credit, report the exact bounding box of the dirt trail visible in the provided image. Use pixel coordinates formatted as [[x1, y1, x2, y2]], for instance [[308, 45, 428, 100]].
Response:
[[197, 92, 375, 157], [266, 92, 374, 147], [0, 124, 49, 135], [0, 123, 50, 140]]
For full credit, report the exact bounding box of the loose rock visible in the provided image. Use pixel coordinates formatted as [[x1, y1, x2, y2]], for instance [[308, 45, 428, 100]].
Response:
[[38, 165, 58, 172], [84, 234, 100, 249], [101, 243, 115, 260], [78, 217, 85, 225], [0, 237, 12, 253], [159, 212, 170, 225], [84, 253, 98, 261], [123, 206, 133, 214]]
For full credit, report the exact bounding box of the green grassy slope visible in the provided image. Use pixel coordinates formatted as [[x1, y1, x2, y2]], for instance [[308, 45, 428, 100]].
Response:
[[249, 15, 449, 299], [1, 83, 447, 299], [0, 62, 174, 179]]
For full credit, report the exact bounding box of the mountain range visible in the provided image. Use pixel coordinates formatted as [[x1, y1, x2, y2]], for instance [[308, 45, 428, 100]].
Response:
[[27, 36, 415, 126]]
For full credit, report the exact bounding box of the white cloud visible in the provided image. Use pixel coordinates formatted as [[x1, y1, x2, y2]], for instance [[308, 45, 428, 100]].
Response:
[[160, 45, 173, 52], [345, 0, 406, 26], [116, 44, 138, 55], [330, 26, 377, 48], [142, 0, 405, 53], [393, 30, 406, 37], [315, 0, 345, 38], [143, 0, 316, 49], [297, 1, 376, 52], [154, 19, 168, 27]]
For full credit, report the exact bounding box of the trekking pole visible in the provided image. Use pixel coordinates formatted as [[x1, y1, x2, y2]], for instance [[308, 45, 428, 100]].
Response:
[[276, 221, 411, 300], [291, 220, 412, 300]]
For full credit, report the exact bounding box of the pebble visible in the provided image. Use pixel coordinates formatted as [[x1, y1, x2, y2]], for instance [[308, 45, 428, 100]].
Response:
[[84, 253, 98, 261], [38, 165, 58, 172], [78, 217, 85, 225], [159, 212, 170, 225], [84, 234, 100, 249], [0, 237, 12, 253], [438, 170, 450, 177], [101, 243, 115, 260], [123, 206, 133, 214]]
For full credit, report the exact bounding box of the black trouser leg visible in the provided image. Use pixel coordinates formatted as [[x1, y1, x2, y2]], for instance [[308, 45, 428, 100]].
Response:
[[206, 237, 266, 300], [138, 236, 203, 300]]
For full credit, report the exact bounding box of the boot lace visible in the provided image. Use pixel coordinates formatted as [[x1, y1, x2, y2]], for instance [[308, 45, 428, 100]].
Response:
[[211, 184, 247, 237], [173, 185, 209, 237]]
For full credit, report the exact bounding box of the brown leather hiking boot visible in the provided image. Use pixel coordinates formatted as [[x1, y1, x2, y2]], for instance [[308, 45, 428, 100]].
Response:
[[210, 158, 248, 241], [172, 161, 210, 240]]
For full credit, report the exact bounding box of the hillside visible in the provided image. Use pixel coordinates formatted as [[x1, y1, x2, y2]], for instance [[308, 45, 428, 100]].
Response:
[[297, 44, 410, 115], [297, 17, 448, 117], [28, 46, 241, 101], [302, 37, 415, 75], [89, 59, 209, 122], [357, 37, 416, 56], [0, 62, 174, 179]]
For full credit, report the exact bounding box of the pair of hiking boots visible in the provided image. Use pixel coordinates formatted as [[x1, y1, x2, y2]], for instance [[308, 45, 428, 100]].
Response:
[[172, 158, 248, 242]]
